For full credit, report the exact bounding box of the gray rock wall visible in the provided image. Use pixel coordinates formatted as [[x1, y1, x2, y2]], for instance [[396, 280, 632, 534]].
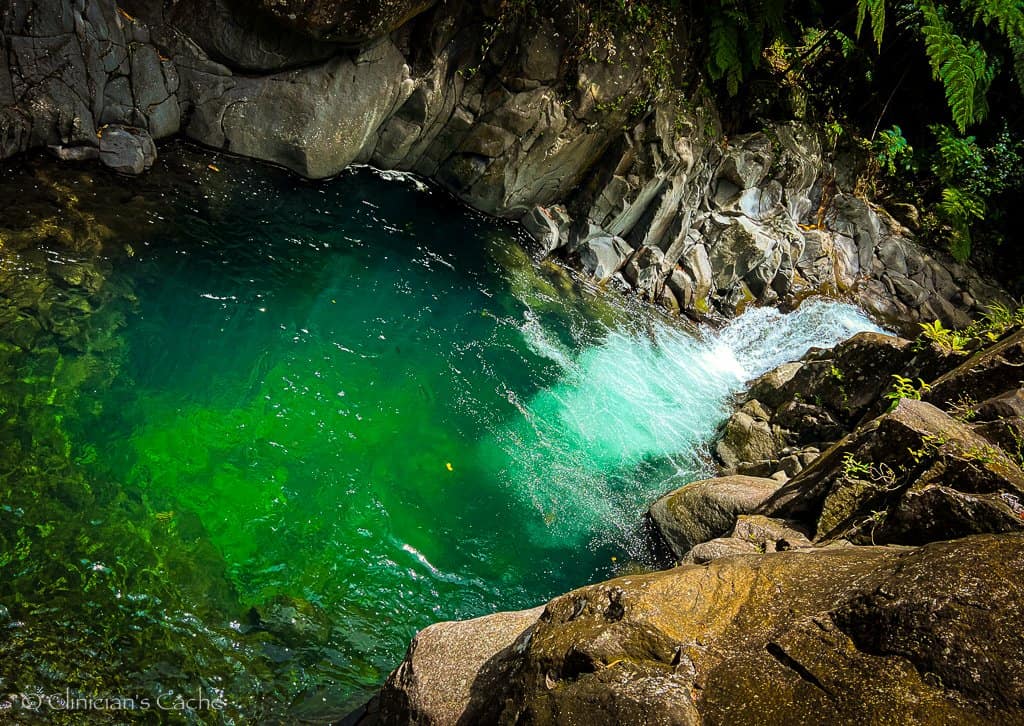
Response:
[[0, 0, 1008, 328]]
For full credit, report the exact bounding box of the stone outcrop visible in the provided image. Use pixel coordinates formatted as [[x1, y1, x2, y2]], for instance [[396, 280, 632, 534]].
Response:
[[0, 0, 1009, 328], [375, 534, 1024, 724], [761, 398, 1024, 545], [715, 330, 962, 481], [709, 324, 1024, 551]]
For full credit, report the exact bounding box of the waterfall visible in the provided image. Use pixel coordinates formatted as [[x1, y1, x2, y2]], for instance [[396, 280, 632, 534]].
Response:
[[495, 297, 885, 552]]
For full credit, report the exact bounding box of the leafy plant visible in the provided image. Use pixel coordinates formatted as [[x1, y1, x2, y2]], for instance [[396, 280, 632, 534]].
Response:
[[842, 452, 873, 478], [885, 374, 932, 409], [925, 124, 1024, 260], [874, 125, 914, 175], [918, 1, 995, 133], [706, 0, 788, 95], [919, 303, 1024, 352], [856, 0, 1024, 132], [920, 318, 969, 352]]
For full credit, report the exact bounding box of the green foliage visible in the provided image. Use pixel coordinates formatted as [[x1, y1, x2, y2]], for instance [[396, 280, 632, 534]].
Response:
[[939, 186, 985, 259], [885, 374, 932, 409], [705, 0, 788, 95], [926, 124, 1023, 260], [855, 0, 1024, 132], [856, 0, 887, 48], [874, 125, 914, 175], [842, 452, 873, 478], [920, 318, 969, 351], [919, 1, 995, 133], [918, 304, 1023, 352], [977, 300, 1024, 337]]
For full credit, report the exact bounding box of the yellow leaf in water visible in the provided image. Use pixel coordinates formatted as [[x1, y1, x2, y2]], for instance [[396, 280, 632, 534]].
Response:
[[208, 164, 220, 172], [445, 462, 453, 472]]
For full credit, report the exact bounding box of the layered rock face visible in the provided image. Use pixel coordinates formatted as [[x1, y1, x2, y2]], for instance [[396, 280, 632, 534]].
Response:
[[0, 0, 1007, 328]]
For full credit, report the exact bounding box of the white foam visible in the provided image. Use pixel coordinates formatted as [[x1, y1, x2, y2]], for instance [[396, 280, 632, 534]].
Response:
[[491, 297, 884, 553]]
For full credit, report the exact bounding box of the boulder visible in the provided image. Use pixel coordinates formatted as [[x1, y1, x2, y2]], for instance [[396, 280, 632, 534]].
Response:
[[649, 475, 782, 558], [378, 535, 1024, 725], [745, 361, 803, 410], [769, 331, 916, 426], [681, 536, 760, 563], [620, 245, 668, 300], [377, 606, 543, 725], [715, 399, 780, 469], [577, 236, 633, 282], [717, 134, 773, 189], [707, 215, 783, 301], [521, 205, 571, 253], [926, 328, 1024, 409], [188, 41, 413, 179], [976, 387, 1024, 420], [98, 125, 157, 174], [731, 513, 812, 551]]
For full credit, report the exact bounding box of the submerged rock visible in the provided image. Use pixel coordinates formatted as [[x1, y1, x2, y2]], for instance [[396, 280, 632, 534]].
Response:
[[376, 534, 1024, 725]]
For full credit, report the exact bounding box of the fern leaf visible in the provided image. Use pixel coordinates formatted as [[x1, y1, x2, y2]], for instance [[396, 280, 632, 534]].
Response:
[[964, 0, 1024, 37], [919, 1, 993, 131], [856, 0, 887, 48]]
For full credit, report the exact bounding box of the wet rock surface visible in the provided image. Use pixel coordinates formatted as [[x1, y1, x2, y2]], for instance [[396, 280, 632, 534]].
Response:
[[648, 475, 782, 559], [376, 534, 1024, 725]]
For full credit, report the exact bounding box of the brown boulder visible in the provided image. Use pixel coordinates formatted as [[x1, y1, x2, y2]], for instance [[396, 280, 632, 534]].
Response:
[[715, 400, 781, 469], [649, 475, 783, 559], [377, 606, 543, 724], [926, 328, 1024, 409]]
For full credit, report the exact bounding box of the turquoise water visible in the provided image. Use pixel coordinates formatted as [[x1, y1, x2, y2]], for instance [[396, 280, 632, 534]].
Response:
[[0, 152, 882, 716]]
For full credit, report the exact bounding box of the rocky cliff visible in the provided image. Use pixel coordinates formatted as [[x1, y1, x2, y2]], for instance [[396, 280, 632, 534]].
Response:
[[0, 0, 1008, 331]]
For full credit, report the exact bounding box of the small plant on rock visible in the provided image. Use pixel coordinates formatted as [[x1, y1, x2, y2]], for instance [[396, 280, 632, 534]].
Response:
[[885, 374, 931, 410], [842, 452, 872, 479], [919, 319, 968, 353]]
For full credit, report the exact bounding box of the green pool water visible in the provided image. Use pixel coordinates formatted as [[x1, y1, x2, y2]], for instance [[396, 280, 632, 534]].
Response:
[[0, 149, 881, 719]]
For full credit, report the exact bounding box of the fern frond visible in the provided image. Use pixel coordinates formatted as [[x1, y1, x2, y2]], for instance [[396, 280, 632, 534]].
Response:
[[1012, 35, 1024, 95], [919, 1, 993, 131], [940, 186, 986, 221], [707, 5, 749, 95], [963, 0, 1024, 38], [855, 0, 887, 48]]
